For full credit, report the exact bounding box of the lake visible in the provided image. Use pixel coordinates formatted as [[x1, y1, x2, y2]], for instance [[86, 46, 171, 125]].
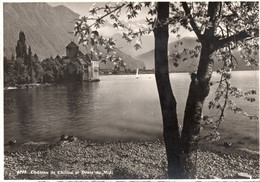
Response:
[[4, 71, 259, 151]]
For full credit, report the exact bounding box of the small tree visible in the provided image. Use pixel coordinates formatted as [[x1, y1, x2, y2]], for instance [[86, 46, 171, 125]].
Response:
[[26, 46, 35, 82], [74, 2, 259, 178], [16, 31, 27, 59], [27, 46, 32, 65], [33, 53, 39, 62], [5, 32, 44, 85]]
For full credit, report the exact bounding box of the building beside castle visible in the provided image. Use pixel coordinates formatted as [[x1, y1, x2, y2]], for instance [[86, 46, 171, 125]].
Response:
[[62, 41, 99, 82]]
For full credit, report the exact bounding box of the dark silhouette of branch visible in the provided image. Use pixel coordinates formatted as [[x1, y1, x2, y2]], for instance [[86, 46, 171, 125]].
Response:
[[203, 2, 222, 40], [208, 2, 221, 24], [181, 2, 202, 40], [216, 29, 259, 50]]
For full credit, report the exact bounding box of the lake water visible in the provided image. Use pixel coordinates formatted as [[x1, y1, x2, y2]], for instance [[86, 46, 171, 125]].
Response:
[[4, 71, 259, 151]]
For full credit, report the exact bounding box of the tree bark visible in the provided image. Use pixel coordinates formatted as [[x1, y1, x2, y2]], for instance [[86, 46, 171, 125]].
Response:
[[180, 3, 221, 178], [154, 2, 184, 179], [181, 40, 214, 178]]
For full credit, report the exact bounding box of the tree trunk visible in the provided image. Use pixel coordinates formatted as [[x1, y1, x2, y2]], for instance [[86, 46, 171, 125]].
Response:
[[181, 44, 214, 178], [180, 2, 221, 178], [154, 2, 184, 179]]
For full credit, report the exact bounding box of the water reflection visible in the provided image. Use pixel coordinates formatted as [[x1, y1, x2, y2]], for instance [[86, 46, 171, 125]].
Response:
[[16, 89, 34, 139], [4, 72, 259, 151], [64, 82, 98, 138], [66, 83, 87, 121]]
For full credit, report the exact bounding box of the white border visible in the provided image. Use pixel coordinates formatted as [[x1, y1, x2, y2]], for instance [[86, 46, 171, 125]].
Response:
[[1, 0, 259, 182]]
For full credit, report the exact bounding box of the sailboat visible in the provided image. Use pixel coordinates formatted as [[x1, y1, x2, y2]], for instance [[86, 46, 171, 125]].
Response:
[[136, 68, 139, 79]]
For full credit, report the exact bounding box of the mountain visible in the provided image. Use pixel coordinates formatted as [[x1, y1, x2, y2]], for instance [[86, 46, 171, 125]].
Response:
[[93, 46, 145, 70], [4, 3, 79, 60], [3, 3, 144, 70], [135, 37, 259, 72], [135, 37, 197, 70], [113, 33, 155, 58]]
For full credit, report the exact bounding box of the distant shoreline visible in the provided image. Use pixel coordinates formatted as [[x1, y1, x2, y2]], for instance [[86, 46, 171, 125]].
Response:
[[100, 69, 259, 76], [4, 70, 258, 90], [4, 83, 52, 90]]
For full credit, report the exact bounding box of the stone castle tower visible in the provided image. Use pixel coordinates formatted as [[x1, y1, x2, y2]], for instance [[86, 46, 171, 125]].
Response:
[[66, 41, 79, 59]]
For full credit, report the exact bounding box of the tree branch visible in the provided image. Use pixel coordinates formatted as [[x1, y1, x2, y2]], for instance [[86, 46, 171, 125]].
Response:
[[89, 3, 126, 28], [216, 29, 259, 50], [181, 2, 202, 40], [203, 2, 222, 39], [208, 2, 221, 23]]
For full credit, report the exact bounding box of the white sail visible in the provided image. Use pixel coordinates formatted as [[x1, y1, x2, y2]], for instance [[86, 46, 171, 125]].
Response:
[[136, 68, 139, 79]]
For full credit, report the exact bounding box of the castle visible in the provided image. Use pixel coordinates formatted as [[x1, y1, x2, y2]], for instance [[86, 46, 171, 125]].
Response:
[[62, 41, 99, 82]]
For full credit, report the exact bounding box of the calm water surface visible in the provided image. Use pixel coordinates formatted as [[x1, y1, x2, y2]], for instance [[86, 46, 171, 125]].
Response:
[[4, 71, 259, 151]]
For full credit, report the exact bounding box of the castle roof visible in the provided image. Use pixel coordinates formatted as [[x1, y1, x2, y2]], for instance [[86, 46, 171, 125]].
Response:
[[78, 51, 91, 65], [79, 58, 89, 65], [66, 41, 78, 48], [85, 54, 92, 62], [78, 51, 85, 58]]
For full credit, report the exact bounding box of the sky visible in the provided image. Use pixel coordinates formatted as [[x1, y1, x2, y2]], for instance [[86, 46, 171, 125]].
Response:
[[48, 2, 196, 39], [49, 2, 102, 17], [48, 2, 149, 20]]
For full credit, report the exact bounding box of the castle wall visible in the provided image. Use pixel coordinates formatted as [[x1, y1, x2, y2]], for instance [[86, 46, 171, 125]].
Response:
[[91, 61, 99, 79]]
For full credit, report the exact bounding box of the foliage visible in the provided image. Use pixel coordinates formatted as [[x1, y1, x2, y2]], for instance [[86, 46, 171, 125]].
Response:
[[5, 32, 40, 86], [32, 58, 44, 83], [74, 3, 154, 66], [74, 2, 258, 142], [4, 32, 67, 86], [4, 56, 17, 86], [74, 2, 259, 69], [41, 57, 65, 83], [73, 2, 259, 178], [16, 31, 27, 59]]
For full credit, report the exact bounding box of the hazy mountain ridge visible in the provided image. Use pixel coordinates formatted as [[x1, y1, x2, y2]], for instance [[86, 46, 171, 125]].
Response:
[[135, 37, 197, 70], [113, 33, 155, 58], [4, 3, 144, 70], [135, 37, 259, 72]]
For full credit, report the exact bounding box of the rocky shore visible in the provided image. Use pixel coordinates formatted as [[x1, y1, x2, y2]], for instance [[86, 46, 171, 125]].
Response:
[[4, 138, 259, 180]]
